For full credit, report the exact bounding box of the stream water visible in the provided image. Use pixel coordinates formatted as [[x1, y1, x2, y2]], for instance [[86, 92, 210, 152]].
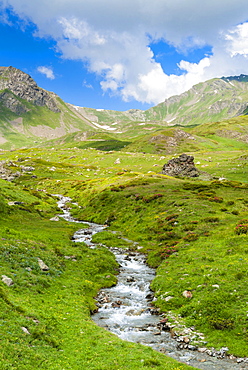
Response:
[[56, 195, 248, 370]]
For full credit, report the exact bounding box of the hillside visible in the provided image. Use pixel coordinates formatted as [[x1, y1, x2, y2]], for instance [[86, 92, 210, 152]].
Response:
[[1, 67, 248, 150], [0, 67, 248, 369], [80, 75, 248, 129], [0, 67, 97, 149]]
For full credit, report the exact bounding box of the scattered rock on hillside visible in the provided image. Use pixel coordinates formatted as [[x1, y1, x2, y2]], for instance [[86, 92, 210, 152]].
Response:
[[182, 290, 193, 299], [21, 327, 31, 335], [0, 161, 20, 181], [161, 154, 199, 177], [2, 275, 14, 286], [37, 258, 49, 271], [50, 216, 60, 221]]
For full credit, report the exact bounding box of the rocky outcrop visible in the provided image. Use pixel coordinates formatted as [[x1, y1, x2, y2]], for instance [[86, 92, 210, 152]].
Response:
[[161, 154, 199, 177], [0, 160, 20, 181], [0, 66, 60, 113]]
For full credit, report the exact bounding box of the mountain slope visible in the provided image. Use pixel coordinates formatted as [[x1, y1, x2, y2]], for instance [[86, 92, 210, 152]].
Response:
[[0, 67, 97, 148], [83, 75, 248, 129], [1, 66, 248, 149]]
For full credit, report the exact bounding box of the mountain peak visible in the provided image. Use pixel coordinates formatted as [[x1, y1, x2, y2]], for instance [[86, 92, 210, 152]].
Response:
[[0, 66, 60, 113], [221, 74, 248, 83]]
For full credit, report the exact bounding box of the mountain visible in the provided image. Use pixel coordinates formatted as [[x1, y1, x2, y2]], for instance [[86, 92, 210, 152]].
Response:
[[83, 75, 248, 129], [0, 66, 97, 148], [1, 66, 248, 149]]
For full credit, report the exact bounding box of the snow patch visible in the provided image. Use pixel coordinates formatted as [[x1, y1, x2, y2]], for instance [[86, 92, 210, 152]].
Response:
[[92, 122, 117, 131], [167, 118, 175, 123]]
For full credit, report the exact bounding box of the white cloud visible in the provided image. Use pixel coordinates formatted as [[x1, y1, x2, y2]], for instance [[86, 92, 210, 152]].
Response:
[[3, 0, 248, 104], [37, 66, 55, 80], [225, 23, 248, 57]]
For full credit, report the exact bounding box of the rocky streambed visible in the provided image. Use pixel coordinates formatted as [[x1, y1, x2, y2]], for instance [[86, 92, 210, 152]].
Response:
[[56, 195, 248, 370]]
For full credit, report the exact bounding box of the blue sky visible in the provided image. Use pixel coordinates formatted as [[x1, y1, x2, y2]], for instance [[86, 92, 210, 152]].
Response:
[[1, 1, 248, 111]]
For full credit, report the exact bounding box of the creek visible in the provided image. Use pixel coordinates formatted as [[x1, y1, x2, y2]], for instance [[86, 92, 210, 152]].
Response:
[[56, 195, 247, 370]]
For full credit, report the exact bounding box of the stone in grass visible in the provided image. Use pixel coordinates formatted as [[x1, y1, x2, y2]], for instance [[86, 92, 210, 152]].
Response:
[[21, 327, 31, 335], [1, 275, 14, 286], [182, 290, 193, 298], [165, 296, 174, 302], [50, 216, 60, 221], [161, 154, 199, 178], [38, 258, 49, 271]]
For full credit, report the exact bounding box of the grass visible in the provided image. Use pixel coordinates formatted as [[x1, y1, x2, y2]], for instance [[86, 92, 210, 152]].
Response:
[[0, 140, 247, 369], [0, 168, 195, 370]]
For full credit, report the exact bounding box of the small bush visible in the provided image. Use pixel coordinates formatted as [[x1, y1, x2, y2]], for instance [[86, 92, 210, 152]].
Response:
[[209, 196, 223, 203], [235, 220, 248, 234], [183, 232, 198, 241], [203, 217, 219, 223]]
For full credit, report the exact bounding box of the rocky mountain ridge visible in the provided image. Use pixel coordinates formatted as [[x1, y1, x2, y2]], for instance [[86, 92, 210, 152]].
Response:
[[80, 76, 248, 129], [0, 66, 60, 114]]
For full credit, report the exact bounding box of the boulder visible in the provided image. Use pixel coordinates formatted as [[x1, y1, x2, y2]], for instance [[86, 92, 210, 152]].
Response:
[[161, 154, 199, 177]]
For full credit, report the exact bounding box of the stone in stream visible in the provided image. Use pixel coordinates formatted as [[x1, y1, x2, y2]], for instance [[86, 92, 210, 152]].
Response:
[[126, 276, 136, 282], [111, 300, 122, 308]]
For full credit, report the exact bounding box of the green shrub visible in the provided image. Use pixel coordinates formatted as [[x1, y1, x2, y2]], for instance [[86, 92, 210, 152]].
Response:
[[235, 220, 248, 234]]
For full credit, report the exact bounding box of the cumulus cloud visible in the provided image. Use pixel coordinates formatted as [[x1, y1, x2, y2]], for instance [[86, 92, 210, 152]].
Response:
[[3, 0, 248, 104], [37, 66, 55, 80]]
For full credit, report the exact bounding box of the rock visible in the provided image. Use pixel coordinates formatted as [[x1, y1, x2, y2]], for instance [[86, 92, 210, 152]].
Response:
[[198, 347, 207, 353], [0, 66, 60, 113], [165, 295, 174, 301], [126, 276, 136, 282], [111, 300, 122, 308], [1, 275, 14, 286], [50, 216, 60, 221], [212, 284, 220, 289], [182, 290, 193, 299], [187, 345, 197, 351], [64, 255, 76, 260], [20, 166, 35, 172], [161, 154, 199, 177], [236, 358, 244, 363], [37, 258, 49, 271], [21, 327, 31, 335], [114, 158, 121, 164], [183, 336, 190, 343], [146, 293, 154, 300]]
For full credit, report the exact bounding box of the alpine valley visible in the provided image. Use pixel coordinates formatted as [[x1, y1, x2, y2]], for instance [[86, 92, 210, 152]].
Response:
[[0, 66, 247, 370]]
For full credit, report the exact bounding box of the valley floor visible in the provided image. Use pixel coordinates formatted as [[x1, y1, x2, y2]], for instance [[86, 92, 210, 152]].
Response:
[[0, 147, 247, 369]]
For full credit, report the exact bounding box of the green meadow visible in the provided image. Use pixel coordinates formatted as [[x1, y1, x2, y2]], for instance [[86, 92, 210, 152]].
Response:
[[0, 136, 247, 369]]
